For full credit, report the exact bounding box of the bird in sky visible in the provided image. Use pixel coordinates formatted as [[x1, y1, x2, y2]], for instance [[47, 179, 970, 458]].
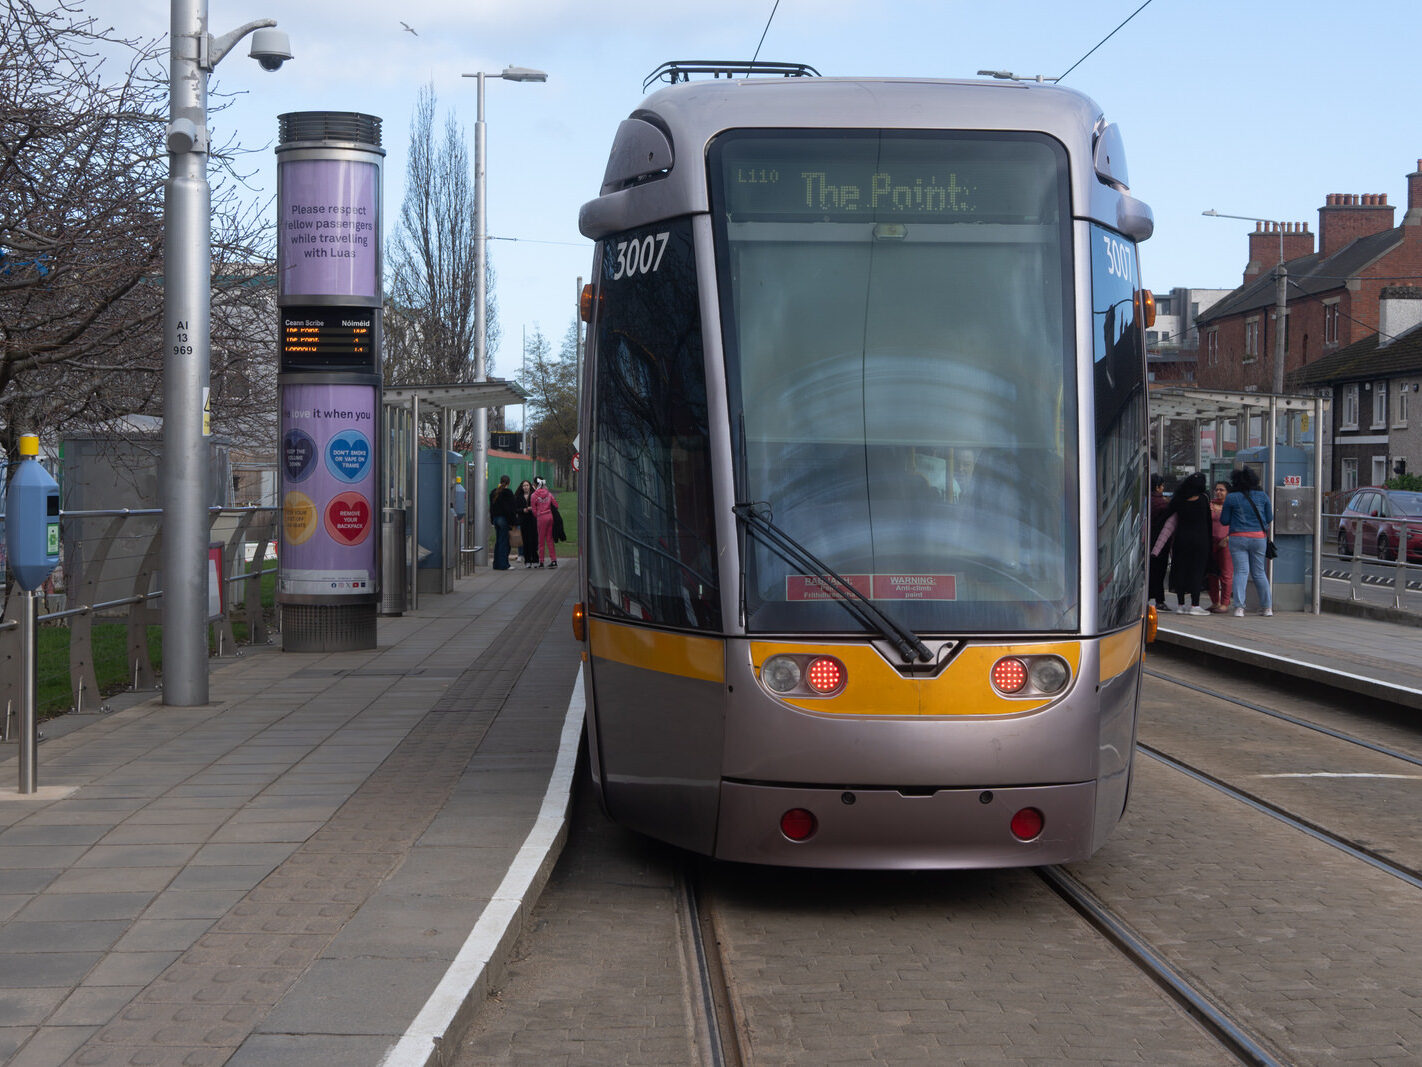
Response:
[[400, 21, 418, 35]]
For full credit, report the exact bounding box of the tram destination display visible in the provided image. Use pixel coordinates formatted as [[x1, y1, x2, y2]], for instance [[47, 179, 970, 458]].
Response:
[[280, 307, 376, 372], [716, 132, 1063, 222]]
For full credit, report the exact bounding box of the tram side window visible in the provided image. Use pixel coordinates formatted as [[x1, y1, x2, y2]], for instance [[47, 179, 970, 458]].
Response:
[[587, 217, 721, 631], [1091, 224, 1148, 631]]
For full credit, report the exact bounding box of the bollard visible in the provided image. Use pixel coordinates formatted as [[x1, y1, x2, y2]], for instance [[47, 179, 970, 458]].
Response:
[[18, 588, 38, 793]]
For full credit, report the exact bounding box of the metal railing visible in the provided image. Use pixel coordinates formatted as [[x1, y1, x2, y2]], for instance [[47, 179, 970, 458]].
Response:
[[1323, 510, 1421, 611], [2, 505, 279, 739]]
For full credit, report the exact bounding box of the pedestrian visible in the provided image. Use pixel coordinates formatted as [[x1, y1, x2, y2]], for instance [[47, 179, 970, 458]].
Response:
[[530, 477, 558, 568], [1207, 480, 1234, 612], [489, 474, 516, 570], [1148, 473, 1171, 609], [1220, 466, 1273, 617], [1151, 471, 1212, 614], [513, 478, 539, 568]]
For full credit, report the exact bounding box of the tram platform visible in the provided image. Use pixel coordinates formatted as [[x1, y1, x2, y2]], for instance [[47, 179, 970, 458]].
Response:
[[0, 570, 1416, 1066]]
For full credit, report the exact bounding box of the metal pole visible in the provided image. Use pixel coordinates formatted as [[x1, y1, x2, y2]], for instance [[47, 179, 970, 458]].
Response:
[[471, 72, 489, 568], [18, 589, 38, 793], [1272, 264, 1288, 394], [163, 0, 212, 706], [410, 394, 420, 612], [1313, 394, 1325, 614]]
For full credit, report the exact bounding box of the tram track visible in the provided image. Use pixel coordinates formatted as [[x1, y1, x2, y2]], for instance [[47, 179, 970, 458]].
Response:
[[1144, 666, 1422, 768]]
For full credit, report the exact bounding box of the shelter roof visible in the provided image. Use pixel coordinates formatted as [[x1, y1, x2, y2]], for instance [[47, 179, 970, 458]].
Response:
[[382, 379, 527, 410], [1148, 388, 1324, 422]]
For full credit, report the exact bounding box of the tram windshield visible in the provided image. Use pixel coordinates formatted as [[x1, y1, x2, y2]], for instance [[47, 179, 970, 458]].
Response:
[[710, 130, 1079, 634]]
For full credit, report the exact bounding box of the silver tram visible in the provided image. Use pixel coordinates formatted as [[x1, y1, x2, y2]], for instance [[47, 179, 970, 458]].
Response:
[[572, 65, 1156, 868]]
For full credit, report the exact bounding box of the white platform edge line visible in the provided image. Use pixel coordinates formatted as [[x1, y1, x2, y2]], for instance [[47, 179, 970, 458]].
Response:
[[380, 663, 586, 1067]]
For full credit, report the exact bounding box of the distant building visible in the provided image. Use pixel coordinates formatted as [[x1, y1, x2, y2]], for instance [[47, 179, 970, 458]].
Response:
[[1291, 286, 1422, 491], [1146, 287, 1230, 389], [1196, 158, 1422, 393]]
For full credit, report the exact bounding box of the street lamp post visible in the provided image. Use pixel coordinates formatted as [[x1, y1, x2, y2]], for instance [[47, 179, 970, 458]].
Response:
[[461, 67, 546, 556], [164, 2, 290, 706], [1202, 208, 1289, 394]]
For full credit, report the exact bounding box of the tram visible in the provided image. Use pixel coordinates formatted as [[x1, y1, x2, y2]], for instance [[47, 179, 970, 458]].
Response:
[[572, 64, 1156, 868]]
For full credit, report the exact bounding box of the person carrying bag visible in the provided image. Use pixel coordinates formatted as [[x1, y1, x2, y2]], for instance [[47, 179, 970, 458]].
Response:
[[1220, 467, 1274, 616]]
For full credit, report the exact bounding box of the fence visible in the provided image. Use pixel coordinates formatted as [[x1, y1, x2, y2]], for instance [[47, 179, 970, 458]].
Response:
[[1328, 509, 1422, 611], [1, 506, 278, 733]]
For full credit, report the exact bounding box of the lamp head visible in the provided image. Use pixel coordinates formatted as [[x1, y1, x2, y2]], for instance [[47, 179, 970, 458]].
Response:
[[501, 66, 547, 82]]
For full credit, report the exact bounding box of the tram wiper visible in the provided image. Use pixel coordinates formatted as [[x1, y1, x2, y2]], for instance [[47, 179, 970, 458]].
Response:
[[733, 501, 933, 663]]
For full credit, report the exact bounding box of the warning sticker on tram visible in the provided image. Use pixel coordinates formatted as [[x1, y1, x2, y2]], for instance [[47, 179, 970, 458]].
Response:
[[786, 574, 955, 601]]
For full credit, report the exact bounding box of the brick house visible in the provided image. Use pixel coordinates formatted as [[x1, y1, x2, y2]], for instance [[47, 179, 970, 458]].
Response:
[[1195, 159, 1422, 393], [1290, 286, 1422, 491]]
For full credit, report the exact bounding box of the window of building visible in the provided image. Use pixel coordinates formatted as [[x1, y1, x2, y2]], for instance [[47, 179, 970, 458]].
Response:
[[1206, 328, 1219, 366], [1373, 455, 1389, 486], [1324, 302, 1340, 345], [1244, 317, 1260, 360], [1341, 384, 1359, 429], [1341, 457, 1358, 490], [1373, 381, 1388, 428], [1397, 385, 1410, 428]]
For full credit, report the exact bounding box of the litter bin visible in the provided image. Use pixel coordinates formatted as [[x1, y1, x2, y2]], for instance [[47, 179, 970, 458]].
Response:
[[380, 507, 408, 616]]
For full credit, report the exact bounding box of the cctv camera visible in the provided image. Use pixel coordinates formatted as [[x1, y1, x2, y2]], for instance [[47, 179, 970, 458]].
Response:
[[249, 27, 292, 71]]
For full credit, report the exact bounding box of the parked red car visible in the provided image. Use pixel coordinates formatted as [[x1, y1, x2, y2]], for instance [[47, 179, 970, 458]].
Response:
[[1335, 488, 1422, 561]]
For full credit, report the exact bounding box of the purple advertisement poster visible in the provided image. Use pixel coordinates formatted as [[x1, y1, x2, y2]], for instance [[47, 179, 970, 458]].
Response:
[[279, 382, 377, 596], [279, 158, 379, 300]]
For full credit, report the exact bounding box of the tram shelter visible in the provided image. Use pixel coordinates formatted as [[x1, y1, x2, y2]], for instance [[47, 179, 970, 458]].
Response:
[[1148, 389, 1328, 613], [381, 380, 526, 611]]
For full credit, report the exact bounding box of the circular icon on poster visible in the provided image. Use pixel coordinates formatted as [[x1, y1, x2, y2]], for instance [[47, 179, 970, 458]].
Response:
[[283, 491, 318, 545], [324, 491, 372, 546], [325, 429, 371, 483], [282, 428, 317, 482]]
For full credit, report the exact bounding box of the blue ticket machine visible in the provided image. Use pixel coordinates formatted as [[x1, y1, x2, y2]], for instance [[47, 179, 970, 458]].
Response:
[[4, 433, 58, 793], [5, 434, 59, 592]]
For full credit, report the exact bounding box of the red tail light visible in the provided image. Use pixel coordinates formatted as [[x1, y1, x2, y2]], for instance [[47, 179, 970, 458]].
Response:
[[1010, 807, 1044, 841], [805, 656, 844, 694], [780, 808, 817, 841]]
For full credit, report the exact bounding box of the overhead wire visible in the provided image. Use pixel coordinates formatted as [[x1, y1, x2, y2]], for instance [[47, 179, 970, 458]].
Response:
[[1058, 0, 1155, 83], [749, 0, 783, 69]]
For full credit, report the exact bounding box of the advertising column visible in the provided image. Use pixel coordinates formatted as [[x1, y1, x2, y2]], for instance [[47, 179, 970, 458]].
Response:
[[275, 112, 384, 651]]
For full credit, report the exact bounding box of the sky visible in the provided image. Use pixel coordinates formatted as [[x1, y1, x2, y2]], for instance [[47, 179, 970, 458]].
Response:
[[122, 0, 1421, 402]]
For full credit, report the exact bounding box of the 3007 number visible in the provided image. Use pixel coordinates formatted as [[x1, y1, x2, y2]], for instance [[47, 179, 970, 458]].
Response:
[[1100, 234, 1135, 282], [611, 232, 669, 280]]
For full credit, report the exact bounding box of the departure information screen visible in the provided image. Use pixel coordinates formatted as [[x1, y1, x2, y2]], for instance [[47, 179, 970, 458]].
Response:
[[280, 307, 376, 371], [713, 131, 1064, 221]]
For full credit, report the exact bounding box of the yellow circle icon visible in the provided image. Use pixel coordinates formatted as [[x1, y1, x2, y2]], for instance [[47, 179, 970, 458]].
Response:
[[283, 490, 318, 545]]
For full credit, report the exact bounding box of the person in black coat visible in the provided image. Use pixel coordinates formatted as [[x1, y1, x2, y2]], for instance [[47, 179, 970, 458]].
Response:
[[1152, 471, 1212, 614], [513, 479, 539, 568]]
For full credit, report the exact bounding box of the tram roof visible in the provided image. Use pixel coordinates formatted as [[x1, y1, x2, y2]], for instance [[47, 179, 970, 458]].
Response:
[[581, 75, 1152, 243]]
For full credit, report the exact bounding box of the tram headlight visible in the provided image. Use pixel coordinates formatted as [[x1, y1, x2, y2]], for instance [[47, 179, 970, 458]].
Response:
[[990, 657, 1028, 694], [761, 655, 802, 693], [1027, 656, 1070, 695]]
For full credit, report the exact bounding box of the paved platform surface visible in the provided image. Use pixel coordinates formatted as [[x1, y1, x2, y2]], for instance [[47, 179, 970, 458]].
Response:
[[1, 571, 1416, 1067], [0, 565, 582, 1067]]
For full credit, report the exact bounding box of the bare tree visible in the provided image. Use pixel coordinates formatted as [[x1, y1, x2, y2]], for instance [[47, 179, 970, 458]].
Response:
[[0, 0, 277, 458], [524, 321, 579, 477], [384, 84, 498, 443]]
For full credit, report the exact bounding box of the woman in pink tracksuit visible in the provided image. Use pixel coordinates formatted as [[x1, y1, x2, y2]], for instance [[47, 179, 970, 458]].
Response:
[[529, 478, 558, 568]]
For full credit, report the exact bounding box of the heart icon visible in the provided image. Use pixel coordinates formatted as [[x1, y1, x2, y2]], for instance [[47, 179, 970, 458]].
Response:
[[324, 491, 372, 546], [283, 429, 317, 482], [325, 430, 371, 483]]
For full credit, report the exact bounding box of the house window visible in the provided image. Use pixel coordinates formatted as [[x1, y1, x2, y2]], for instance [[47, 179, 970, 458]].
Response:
[[1206, 328, 1219, 366], [1341, 457, 1358, 490], [1373, 381, 1388, 428], [1244, 317, 1260, 360], [1324, 302, 1340, 345], [1397, 386, 1410, 428], [1341, 384, 1359, 429], [1373, 456, 1389, 486]]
